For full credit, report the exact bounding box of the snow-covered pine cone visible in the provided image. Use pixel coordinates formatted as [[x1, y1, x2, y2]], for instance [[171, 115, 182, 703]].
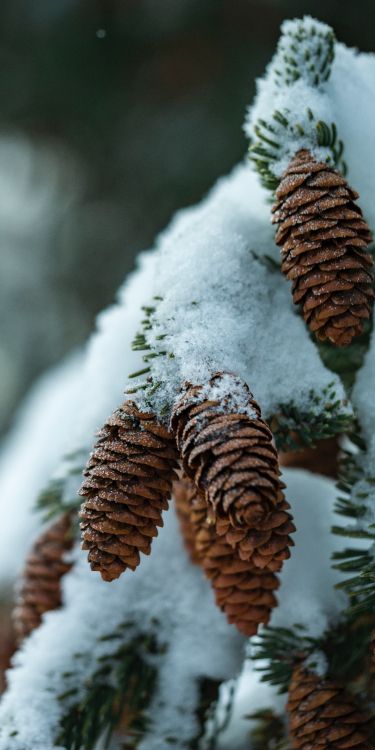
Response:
[[79, 402, 179, 581], [273, 149, 374, 347], [287, 664, 373, 749], [13, 514, 73, 643], [171, 373, 295, 571]]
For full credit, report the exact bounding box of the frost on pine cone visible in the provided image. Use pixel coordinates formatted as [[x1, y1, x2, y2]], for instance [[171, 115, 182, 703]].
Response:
[[171, 372, 295, 571], [174, 474, 280, 636], [79, 402, 179, 581], [273, 149, 374, 347], [287, 664, 373, 749], [13, 514, 73, 643]]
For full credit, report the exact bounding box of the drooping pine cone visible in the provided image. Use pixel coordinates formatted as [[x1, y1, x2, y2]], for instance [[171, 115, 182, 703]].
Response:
[[79, 402, 179, 581], [287, 664, 373, 749], [13, 514, 73, 643], [273, 149, 374, 347], [186, 482, 279, 637], [173, 475, 201, 564], [171, 372, 295, 570]]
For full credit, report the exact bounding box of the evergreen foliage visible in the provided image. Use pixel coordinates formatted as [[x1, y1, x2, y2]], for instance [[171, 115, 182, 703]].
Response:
[[270, 382, 352, 451], [332, 434, 375, 615], [249, 110, 346, 192], [250, 615, 374, 694], [248, 709, 291, 750], [56, 627, 161, 750], [36, 450, 85, 520], [127, 298, 168, 398], [273, 19, 335, 88]]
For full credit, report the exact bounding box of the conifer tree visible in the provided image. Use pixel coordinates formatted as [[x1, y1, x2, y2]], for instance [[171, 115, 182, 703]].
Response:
[[1, 14, 375, 750]]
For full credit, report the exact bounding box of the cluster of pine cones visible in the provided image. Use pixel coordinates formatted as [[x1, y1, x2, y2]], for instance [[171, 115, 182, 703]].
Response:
[[11, 145, 375, 746], [77, 371, 294, 638]]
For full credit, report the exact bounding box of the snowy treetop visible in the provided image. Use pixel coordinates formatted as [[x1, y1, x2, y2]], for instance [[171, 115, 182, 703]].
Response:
[[246, 16, 375, 207]]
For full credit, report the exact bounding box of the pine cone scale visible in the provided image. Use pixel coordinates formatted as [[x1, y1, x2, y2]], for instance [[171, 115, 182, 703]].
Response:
[[287, 666, 373, 749]]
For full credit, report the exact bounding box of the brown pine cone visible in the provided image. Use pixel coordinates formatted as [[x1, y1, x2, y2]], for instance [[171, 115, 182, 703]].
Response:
[[273, 149, 374, 347], [171, 372, 294, 570], [287, 664, 373, 749], [13, 514, 73, 643], [188, 485, 279, 637], [173, 474, 201, 564], [79, 401, 179, 581]]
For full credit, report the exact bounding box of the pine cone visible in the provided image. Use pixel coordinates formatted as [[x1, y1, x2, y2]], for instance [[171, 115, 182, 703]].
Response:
[[187, 483, 279, 636], [173, 475, 201, 564], [287, 664, 373, 749], [171, 373, 294, 570], [273, 149, 374, 347], [79, 402, 179, 581], [13, 514, 73, 643]]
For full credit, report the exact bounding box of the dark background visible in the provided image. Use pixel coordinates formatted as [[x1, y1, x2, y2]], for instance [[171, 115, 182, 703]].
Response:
[[1, 0, 374, 434]]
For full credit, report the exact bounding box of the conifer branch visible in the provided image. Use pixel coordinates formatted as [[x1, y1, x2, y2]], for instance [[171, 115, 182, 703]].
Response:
[[249, 109, 346, 192], [270, 382, 353, 451], [273, 18, 335, 88], [56, 626, 161, 750], [332, 433, 375, 615], [36, 450, 86, 520], [250, 615, 374, 697]]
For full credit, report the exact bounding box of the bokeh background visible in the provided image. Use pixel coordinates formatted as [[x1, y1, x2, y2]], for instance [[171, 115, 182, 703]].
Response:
[[1, 0, 375, 435]]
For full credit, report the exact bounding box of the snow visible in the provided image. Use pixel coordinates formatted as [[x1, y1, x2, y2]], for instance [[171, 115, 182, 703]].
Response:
[[217, 469, 345, 749], [271, 470, 347, 636], [0, 14, 375, 750], [131, 163, 349, 426], [0, 510, 243, 750], [245, 16, 375, 234], [0, 354, 83, 589], [0, 469, 347, 750]]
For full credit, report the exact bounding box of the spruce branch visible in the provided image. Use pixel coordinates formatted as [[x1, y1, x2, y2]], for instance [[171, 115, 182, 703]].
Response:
[[270, 382, 353, 451], [249, 109, 346, 192], [36, 449, 86, 520], [250, 614, 374, 698], [56, 627, 162, 750], [127, 298, 170, 402], [273, 17, 335, 88], [332, 433, 375, 615], [249, 624, 317, 693]]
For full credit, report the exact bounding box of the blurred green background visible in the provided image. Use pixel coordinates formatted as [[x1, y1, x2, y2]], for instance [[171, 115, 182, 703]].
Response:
[[1, 0, 374, 434]]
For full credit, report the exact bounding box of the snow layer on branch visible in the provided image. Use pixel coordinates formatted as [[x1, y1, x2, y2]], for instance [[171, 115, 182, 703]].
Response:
[[245, 16, 375, 222], [133, 163, 349, 424], [0, 354, 83, 588], [0, 510, 243, 750]]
